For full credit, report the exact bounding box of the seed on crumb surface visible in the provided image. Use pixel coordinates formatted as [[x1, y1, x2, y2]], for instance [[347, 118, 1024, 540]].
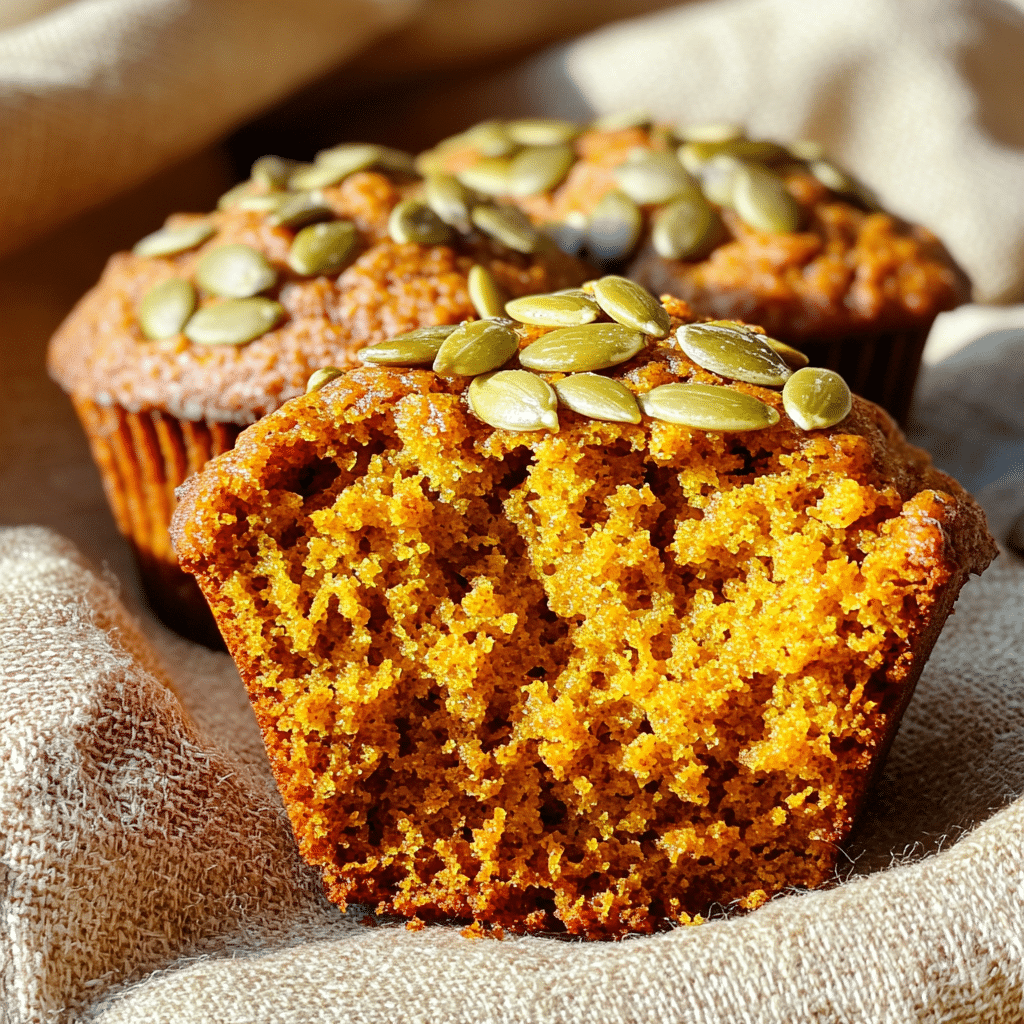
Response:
[[519, 322, 645, 373], [676, 321, 793, 387], [782, 367, 852, 430], [250, 155, 299, 190], [306, 366, 343, 393], [613, 152, 697, 206], [732, 164, 802, 234], [591, 276, 670, 338], [184, 297, 284, 346], [586, 190, 642, 263], [388, 199, 453, 246], [763, 337, 809, 370], [268, 191, 334, 230], [138, 278, 196, 340], [133, 220, 214, 258], [314, 142, 386, 176], [651, 194, 720, 260], [457, 157, 514, 196], [553, 374, 641, 424], [195, 244, 277, 298], [468, 370, 559, 432], [677, 123, 745, 144], [360, 325, 459, 366], [505, 118, 580, 147], [638, 383, 779, 431], [468, 264, 507, 319], [433, 318, 519, 376], [505, 291, 600, 328], [424, 173, 473, 232], [471, 204, 541, 254], [288, 220, 358, 276], [507, 144, 576, 196]]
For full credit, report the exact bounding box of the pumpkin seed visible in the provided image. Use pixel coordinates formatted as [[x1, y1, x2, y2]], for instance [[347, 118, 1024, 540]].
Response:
[[613, 151, 697, 205], [457, 157, 513, 196], [388, 199, 453, 246], [542, 214, 588, 256], [592, 275, 670, 338], [288, 162, 350, 190], [462, 120, 516, 158], [782, 367, 852, 430], [696, 154, 743, 207], [677, 123, 744, 144], [591, 109, 651, 132], [519, 322, 645, 372], [468, 264, 507, 319], [807, 159, 856, 194], [788, 140, 825, 161], [676, 321, 792, 386], [306, 366, 343, 393], [360, 325, 458, 366], [288, 220, 358, 276], [508, 144, 576, 196], [138, 278, 196, 340], [133, 220, 214, 258], [424, 173, 473, 231], [553, 373, 641, 423], [651, 195, 721, 260], [470, 204, 540, 254], [374, 146, 418, 176], [433, 318, 519, 376], [195, 244, 277, 298], [217, 182, 258, 210], [683, 139, 790, 166], [250, 155, 298, 190], [468, 370, 559, 432], [764, 337, 809, 369], [638, 383, 779, 431], [732, 164, 801, 234], [234, 191, 289, 213], [505, 118, 580, 147], [586, 190, 642, 263], [184, 297, 284, 345], [314, 142, 385, 175], [505, 291, 600, 327], [268, 191, 334, 229]]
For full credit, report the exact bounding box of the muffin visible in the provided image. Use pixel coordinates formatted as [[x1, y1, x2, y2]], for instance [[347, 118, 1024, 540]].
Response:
[[171, 281, 996, 938], [418, 117, 969, 424], [48, 144, 590, 644]]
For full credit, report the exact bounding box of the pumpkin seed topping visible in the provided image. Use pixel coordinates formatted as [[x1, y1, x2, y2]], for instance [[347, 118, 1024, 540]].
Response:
[[288, 162, 351, 191], [553, 373, 641, 424], [788, 140, 826, 161], [314, 142, 385, 175], [133, 220, 214, 258], [542, 215, 588, 256], [732, 164, 802, 234], [471, 204, 540, 254], [195, 244, 277, 298], [468, 370, 559, 432], [586, 190, 642, 263], [424, 173, 473, 231], [433, 318, 519, 376], [288, 220, 358, 276], [138, 278, 196, 340], [651, 194, 720, 260], [505, 292, 600, 328], [613, 151, 697, 205], [519, 322, 645, 373], [184, 297, 285, 346], [306, 366, 344, 393], [457, 157, 513, 196], [591, 109, 651, 132], [388, 199, 453, 246], [696, 154, 743, 207], [250, 155, 298, 190], [505, 118, 580, 147], [508, 144, 576, 196], [764, 337, 810, 370], [462, 120, 516, 158], [592, 276, 670, 337], [782, 367, 852, 430], [468, 264, 507, 319], [638, 383, 779, 431], [268, 191, 334, 230], [677, 123, 744, 144], [677, 321, 793, 386], [360, 325, 458, 366]]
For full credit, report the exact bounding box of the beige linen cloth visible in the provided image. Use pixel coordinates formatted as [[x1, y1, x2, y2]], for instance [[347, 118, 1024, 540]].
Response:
[[3, 1, 1024, 1021]]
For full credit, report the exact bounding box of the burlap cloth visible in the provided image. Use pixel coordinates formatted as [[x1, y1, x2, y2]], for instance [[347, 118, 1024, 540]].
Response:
[[3, 1, 1024, 1021]]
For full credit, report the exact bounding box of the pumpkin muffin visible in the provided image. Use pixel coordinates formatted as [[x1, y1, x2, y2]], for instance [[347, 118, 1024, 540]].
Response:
[[48, 144, 590, 644], [418, 117, 969, 424], [171, 283, 995, 938]]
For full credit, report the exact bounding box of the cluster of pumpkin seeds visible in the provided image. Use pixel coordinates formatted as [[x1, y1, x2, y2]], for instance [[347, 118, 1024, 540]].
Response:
[[131, 141, 553, 348], [417, 114, 877, 265], [307, 276, 852, 435]]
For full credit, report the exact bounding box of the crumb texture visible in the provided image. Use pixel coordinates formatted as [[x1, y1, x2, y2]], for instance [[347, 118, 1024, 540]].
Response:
[[174, 362, 993, 938]]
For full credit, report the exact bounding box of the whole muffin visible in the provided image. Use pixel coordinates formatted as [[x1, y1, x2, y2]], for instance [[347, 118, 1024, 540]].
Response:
[[48, 144, 590, 644], [172, 282, 995, 938], [418, 117, 969, 425]]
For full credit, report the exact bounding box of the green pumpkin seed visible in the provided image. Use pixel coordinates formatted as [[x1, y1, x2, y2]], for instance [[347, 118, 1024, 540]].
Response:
[[217, 182, 258, 210], [268, 191, 334, 229], [807, 159, 855, 194], [519, 322, 645, 373], [306, 366, 344, 392], [586, 190, 642, 263], [468, 370, 559, 432], [542, 215, 588, 256], [314, 142, 385, 175], [251, 155, 299, 190], [613, 152, 697, 205], [505, 291, 600, 327], [782, 367, 852, 430], [468, 264, 507, 319], [388, 199, 453, 246], [696, 154, 743, 207], [508, 144, 576, 197], [732, 164, 801, 234], [424, 173, 473, 231], [505, 118, 580, 147], [764, 337, 809, 369], [195, 244, 277, 298], [682, 139, 790, 166], [288, 162, 350, 190], [591, 109, 651, 132], [677, 123, 744, 144], [638, 383, 779, 431], [651, 195, 721, 260], [592, 275, 670, 338], [360, 325, 459, 366], [456, 157, 513, 196], [138, 278, 196, 340], [288, 220, 358, 276], [470, 204, 540, 254], [217, 182, 288, 212], [788, 140, 825, 161], [184, 297, 285, 345], [433, 318, 519, 376], [553, 373, 641, 424], [462, 120, 516, 158], [676, 321, 792, 386], [133, 220, 214, 258]]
